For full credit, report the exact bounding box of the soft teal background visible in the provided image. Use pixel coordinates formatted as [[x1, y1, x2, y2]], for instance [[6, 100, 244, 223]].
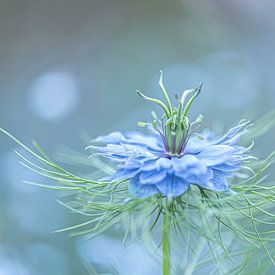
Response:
[[0, 1, 274, 274]]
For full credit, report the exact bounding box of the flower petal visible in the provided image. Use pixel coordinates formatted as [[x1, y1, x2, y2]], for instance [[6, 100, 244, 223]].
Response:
[[207, 170, 228, 191], [215, 120, 250, 146], [129, 176, 159, 198], [196, 145, 236, 166], [156, 175, 190, 197], [139, 170, 167, 184], [95, 131, 126, 144], [113, 168, 140, 180], [124, 131, 164, 152], [172, 155, 209, 185]]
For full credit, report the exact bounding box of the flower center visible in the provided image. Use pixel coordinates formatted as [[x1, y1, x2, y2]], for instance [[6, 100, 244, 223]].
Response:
[[163, 116, 190, 157], [136, 71, 203, 158]]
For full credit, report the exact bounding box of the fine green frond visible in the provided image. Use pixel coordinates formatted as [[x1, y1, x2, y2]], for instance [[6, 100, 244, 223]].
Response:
[[55, 145, 115, 175]]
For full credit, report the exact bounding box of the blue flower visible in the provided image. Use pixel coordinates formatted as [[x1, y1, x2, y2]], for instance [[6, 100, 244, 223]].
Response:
[[88, 72, 253, 198]]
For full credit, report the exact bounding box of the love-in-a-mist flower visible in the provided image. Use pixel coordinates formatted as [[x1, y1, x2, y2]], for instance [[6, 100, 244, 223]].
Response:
[[89, 71, 252, 198], [1, 71, 275, 275]]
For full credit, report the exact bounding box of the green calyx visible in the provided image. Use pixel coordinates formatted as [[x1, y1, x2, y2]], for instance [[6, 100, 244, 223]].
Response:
[[137, 71, 203, 157]]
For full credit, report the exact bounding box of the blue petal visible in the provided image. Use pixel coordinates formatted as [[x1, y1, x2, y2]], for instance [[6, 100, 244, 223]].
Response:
[[207, 168, 214, 179], [124, 131, 164, 152], [172, 155, 209, 186], [156, 158, 172, 170], [95, 132, 126, 144], [122, 159, 144, 169], [214, 162, 241, 172], [138, 170, 167, 184], [196, 145, 236, 166], [215, 120, 250, 146], [138, 158, 172, 173], [207, 170, 228, 191], [184, 121, 250, 154], [156, 175, 190, 197], [95, 131, 163, 152], [172, 155, 203, 171], [184, 136, 210, 154], [113, 167, 140, 180], [129, 176, 159, 198], [91, 131, 164, 161], [139, 159, 159, 172]]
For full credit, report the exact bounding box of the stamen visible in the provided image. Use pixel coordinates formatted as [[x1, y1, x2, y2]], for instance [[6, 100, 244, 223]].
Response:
[[136, 90, 171, 118], [136, 73, 203, 158], [182, 83, 203, 119], [159, 70, 173, 115]]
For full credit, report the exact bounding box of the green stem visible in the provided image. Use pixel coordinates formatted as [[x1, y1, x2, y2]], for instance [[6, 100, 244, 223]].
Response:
[[162, 209, 171, 275]]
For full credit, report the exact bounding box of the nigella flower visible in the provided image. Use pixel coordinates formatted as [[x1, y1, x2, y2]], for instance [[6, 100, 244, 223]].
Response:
[[1, 71, 275, 275], [88, 72, 252, 198]]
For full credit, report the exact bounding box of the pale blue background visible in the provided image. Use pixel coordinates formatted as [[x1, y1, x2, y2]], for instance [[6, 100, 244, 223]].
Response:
[[0, 1, 274, 274]]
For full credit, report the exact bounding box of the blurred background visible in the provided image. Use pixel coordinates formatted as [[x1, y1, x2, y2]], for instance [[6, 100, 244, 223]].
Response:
[[0, 0, 275, 274]]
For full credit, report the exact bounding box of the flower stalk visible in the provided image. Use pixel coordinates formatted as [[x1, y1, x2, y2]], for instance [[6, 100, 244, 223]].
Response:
[[162, 204, 172, 275]]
